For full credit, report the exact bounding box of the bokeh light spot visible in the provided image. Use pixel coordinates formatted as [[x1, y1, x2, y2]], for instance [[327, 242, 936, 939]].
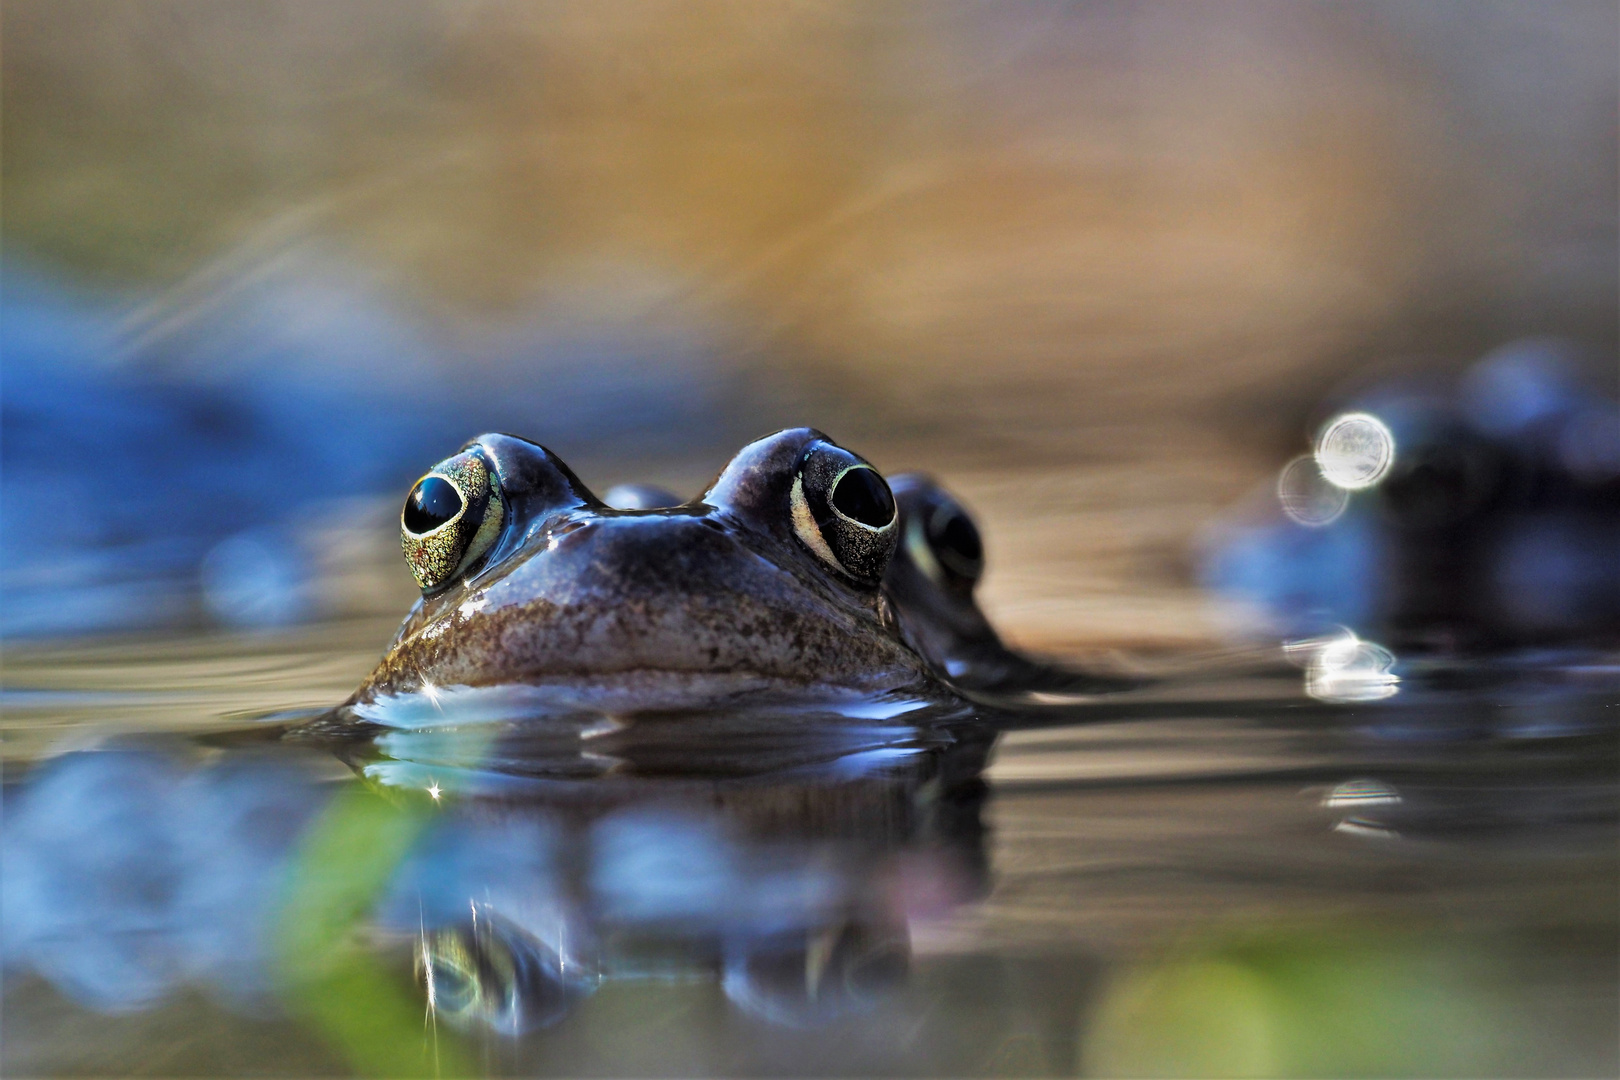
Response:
[[1315, 413, 1395, 490], [1276, 455, 1350, 527]]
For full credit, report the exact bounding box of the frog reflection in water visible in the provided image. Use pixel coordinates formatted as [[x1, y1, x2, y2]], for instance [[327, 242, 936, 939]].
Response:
[[395, 738, 988, 1035], [342, 426, 1121, 720]]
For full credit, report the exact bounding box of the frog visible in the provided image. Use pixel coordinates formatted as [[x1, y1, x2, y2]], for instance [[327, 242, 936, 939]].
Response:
[[338, 427, 1123, 724]]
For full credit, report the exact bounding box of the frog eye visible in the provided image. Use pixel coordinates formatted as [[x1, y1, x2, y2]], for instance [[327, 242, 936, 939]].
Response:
[[790, 441, 898, 584], [400, 451, 505, 591]]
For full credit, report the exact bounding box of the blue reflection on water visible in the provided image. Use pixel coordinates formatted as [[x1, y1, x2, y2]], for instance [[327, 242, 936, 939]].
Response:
[[1, 749, 329, 1012]]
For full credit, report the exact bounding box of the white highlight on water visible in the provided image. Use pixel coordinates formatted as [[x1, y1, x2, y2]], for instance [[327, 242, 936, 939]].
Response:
[[1285, 629, 1401, 703]]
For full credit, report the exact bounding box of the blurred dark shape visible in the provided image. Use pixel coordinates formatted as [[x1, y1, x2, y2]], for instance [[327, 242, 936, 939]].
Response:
[[1203, 339, 1620, 652], [0, 256, 736, 637]]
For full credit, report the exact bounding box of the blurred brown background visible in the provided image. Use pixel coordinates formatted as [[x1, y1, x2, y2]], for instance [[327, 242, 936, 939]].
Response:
[[5, 0, 1616, 649]]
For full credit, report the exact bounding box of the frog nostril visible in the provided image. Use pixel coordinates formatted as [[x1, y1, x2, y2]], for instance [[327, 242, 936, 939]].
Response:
[[405, 477, 464, 535], [543, 519, 595, 552]]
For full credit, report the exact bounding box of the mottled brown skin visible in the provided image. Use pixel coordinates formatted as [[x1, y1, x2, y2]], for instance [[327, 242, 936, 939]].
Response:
[[348, 429, 937, 711]]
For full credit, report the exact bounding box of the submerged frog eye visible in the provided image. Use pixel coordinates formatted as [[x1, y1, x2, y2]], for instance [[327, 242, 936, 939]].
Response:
[[400, 450, 505, 591], [790, 441, 898, 584]]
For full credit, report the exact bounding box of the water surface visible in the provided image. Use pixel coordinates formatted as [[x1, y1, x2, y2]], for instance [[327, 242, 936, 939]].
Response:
[[3, 625, 1615, 1077]]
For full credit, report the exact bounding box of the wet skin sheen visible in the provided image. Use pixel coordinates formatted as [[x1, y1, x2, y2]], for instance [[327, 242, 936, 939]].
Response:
[[346, 427, 1117, 715]]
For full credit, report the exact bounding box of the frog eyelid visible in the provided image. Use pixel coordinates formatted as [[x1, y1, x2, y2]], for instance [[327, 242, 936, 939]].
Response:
[[790, 474, 848, 574]]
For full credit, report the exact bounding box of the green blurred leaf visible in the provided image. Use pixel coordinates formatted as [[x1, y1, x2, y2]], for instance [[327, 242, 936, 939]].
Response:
[[274, 781, 475, 1078]]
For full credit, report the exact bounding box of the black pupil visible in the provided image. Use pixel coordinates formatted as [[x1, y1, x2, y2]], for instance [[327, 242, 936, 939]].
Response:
[[830, 467, 894, 527], [933, 510, 983, 567], [404, 476, 463, 534]]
